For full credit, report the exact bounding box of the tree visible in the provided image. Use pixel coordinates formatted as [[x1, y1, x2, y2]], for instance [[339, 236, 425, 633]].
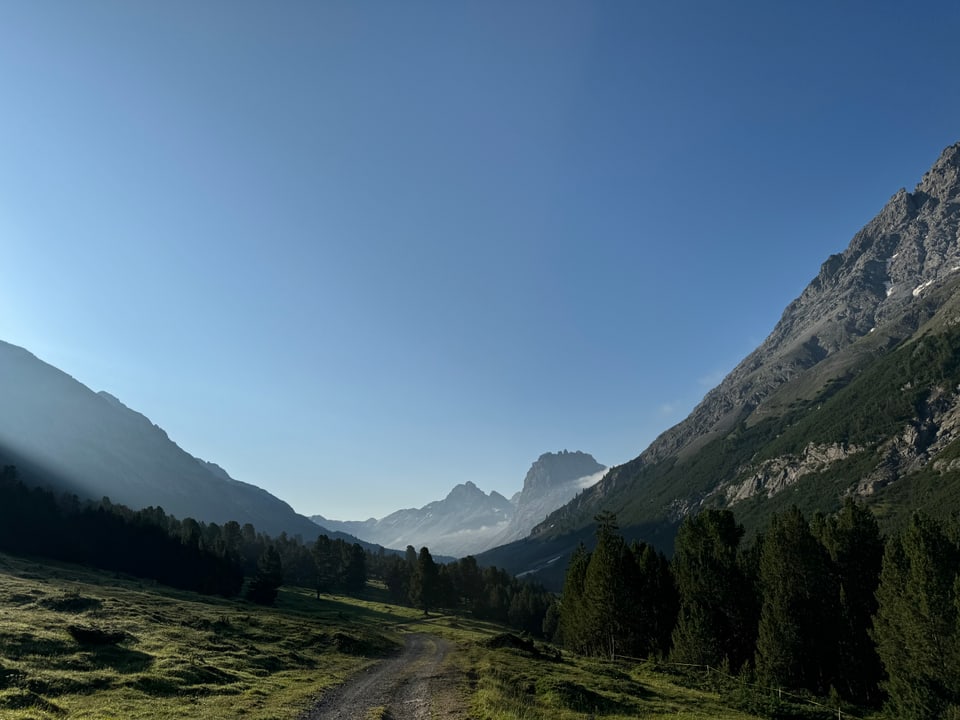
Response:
[[341, 542, 367, 592], [313, 535, 337, 598], [410, 547, 440, 614], [755, 506, 837, 694], [247, 545, 284, 605], [631, 541, 677, 658], [383, 554, 411, 605], [872, 513, 960, 720], [813, 500, 884, 704], [452, 555, 484, 611], [580, 512, 633, 659], [671, 508, 756, 670], [558, 542, 590, 651]]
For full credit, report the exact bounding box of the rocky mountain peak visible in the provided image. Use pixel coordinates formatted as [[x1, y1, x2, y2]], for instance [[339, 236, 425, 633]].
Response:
[[447, 480, 481, 496], [521, 451, 604, 493], [543, 140, 960, 528], [443, 480, 502, 507]]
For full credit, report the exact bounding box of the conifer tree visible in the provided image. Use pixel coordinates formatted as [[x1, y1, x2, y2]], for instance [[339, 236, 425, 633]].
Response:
[[410, 546, 440, 614], [755, 506, 837, 694], [671, 508, 756, 670], [814, 499, 884, 704], [558, 542, 590, 652], [872, 513, 960, 720], [631, 541, 678, 658], [341, 542, 367, 592], [247, 545, 284, 605], [313, 535, 337, 598], [581, 512, 631, 659]]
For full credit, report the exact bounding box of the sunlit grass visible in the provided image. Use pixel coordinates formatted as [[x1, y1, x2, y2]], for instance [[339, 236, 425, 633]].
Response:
[[1, 552, 793, 720], [0, 553, 405, 719]]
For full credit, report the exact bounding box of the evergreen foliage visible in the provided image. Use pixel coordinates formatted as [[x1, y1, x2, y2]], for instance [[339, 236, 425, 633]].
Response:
[[630, 540, 678, 658], [557, 542, 590, 652], [246, 545, 284, 605], [671, 508, 756, 671], [410, 546, 440, 614], [755, 506, 837, 695], [0, 466, 243, 596], [812, 499, 884, 704], [872, 513, 960, 719], [580, 512, 632, 658], [558, 514, 677, 660]]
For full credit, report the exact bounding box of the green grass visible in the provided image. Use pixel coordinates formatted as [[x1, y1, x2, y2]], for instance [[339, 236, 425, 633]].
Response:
[[0, 552, 414, 719], [0, 551, 818, 720]]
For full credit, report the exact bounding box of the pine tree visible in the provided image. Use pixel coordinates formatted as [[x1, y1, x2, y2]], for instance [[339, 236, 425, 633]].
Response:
[[755, 506, 837, 694], [558, 542, 590, 652], [454, 555, 483, 611], [872, 513, 960, 720], [247, 545, 283, 605], [410, 546, 440, 614], [814, 499, 884, 704], [581, 512, 630, 659], [671, 508, 756, 670], [632, 541, 677, 658], [313, 535, 337, 598], [341, 542, 367, 592]]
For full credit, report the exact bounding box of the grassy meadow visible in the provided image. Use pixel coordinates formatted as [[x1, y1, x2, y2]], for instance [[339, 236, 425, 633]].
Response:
[[0, 551, 848, 720]]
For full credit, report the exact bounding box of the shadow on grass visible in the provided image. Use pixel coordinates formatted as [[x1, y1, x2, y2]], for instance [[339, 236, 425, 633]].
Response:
[[38, 593, 103, 613], [0, 688, 65, 715], [130, 660, 245, 697], [86, 645, 154, 673], [0, 632, 76, 659], [536, 676, 648, 715]]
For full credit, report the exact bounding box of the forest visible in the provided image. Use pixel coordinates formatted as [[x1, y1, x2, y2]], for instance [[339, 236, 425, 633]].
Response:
[[555, 505, 960, 720], [0, 465, 553, 633], [6, 462, 959, 719]]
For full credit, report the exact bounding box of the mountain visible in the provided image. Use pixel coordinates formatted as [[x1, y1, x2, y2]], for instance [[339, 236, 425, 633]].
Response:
[[0, 340, 341, 542], [313, 481, 513, 557], [312, 450, 605, 557], [491, 450, 606, 547], [479, 140, 960, 586]]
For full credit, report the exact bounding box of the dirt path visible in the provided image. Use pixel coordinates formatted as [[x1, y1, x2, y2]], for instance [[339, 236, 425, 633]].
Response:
[[299, 633, 466, 720]]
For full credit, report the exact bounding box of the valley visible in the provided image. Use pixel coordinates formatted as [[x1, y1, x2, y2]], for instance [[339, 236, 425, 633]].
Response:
[[0, 552, 772, 720]]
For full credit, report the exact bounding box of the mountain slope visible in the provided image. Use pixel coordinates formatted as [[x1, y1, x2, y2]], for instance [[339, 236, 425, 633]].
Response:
[[481, 141, 960, 583], [0, 340, 335, 541]]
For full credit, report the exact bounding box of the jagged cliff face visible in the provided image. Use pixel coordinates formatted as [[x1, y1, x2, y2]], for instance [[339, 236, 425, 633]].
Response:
[[649, 142, 960, 464], [535, 141, 960, 537], [492, 452, 605, 547]]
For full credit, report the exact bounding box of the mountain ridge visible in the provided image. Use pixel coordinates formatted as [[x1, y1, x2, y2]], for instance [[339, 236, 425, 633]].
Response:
[[480, 140, 960, 586], [0, 339, 358, 545]]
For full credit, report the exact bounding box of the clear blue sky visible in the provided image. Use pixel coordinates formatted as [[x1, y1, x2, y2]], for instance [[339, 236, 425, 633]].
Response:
[[2, 2, 958, 520]]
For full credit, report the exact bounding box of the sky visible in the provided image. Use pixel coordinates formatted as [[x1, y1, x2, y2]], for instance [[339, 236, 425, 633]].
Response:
[[1, 2, 959, 520]]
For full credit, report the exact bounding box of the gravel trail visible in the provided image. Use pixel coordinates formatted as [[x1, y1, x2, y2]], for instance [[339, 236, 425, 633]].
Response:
[[298, 633, 465, 720]]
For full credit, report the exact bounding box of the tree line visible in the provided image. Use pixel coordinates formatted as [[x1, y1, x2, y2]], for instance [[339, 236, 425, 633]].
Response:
[[372, 545, 553, 633], [0, 466, 553, 637], [555, 503, 960, 720]]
